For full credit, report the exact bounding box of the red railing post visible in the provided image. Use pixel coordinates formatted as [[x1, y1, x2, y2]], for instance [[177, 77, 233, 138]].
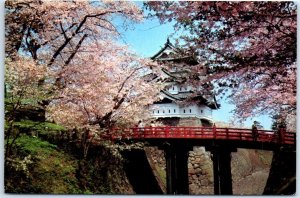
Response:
[[191, 127, 195, 138], [279, 127, 285, 144], [135, 128, 140, 139], [226, 128, 229, 139], [132, 127, 137, 138], [150, 127, 153, 138], [293, 133, 296, 145], [293, 133, 296, 144], [213, 126, 216, 139], [166, 126, 170, 138], [139, 127, 142, 139], [143, 127, 147, 138]]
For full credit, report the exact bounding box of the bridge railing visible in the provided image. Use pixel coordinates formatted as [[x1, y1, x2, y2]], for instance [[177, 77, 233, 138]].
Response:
[[106, 126, 295, 145]]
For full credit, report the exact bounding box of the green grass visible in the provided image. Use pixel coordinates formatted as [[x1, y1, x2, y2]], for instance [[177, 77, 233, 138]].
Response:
[[7, 135, 81, 194], [15, 135, 57, 156]]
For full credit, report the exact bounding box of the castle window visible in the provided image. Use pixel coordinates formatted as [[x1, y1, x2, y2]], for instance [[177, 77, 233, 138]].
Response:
[[163, 110, 165, 113], [158, 110, 160, 114], [172, 86, 174, 90], [183, 109, 186, 113], [179, 87, 182, 91], [174, 109, 176, 113], [190, 109, 192, 113], [201, 110, 203, 113], [168, 109, 171, 113], [153, 111, 155, 114]]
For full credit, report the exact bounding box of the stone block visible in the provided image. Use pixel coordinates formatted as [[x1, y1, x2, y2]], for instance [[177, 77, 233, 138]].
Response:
[[193, 163, 199, 168], [202, 164, 211, 171], [192, 174, 198, 180], [200, 179, 209, 186], [195, 167, 202, 174], [195, 157, 201, 163], [189, 168, 196, 174], [189, 183, 198, 193]]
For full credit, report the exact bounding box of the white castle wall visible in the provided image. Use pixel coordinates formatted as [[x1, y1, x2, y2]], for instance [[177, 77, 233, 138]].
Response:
[[150, 103, 213, 121]]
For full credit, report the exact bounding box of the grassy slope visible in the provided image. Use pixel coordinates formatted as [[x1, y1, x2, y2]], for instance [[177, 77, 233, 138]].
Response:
[[6, 135, 81, 194]]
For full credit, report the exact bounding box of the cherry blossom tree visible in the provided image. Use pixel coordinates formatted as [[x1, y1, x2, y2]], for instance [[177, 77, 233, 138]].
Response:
[[6, 0, 162, 133], [47, 40, 161, 131], [5, 0, 142, 66], [145, 1, 296, 123]]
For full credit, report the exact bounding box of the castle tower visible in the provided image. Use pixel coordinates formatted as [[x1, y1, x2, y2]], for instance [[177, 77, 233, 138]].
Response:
[[149, 39, 219, 127]]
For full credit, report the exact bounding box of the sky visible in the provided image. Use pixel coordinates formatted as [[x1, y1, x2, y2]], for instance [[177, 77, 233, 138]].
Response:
[[114, 3, 273, 130]]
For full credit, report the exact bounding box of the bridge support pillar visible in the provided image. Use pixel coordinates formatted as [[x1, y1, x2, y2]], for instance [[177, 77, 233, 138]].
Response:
[[165, 145, 176, 194], [165, 143, 190, 195], [211, 146, 234, 195]]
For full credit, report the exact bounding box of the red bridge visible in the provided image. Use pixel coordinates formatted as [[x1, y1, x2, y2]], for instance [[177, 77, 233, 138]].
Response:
[[103, 126, 295, 195], [106, 126, 295, 145]]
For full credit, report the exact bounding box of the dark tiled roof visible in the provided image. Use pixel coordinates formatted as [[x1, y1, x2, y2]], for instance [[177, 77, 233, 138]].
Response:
[[151, 39, 198, 65], [159, 90, 219, 109]]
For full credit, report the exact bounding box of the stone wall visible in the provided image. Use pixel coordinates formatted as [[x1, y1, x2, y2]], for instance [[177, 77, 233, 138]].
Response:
[[178, 117, 202, 126], [231, 149, 273, 195], [147, 146, 273, 195], [146, 146, 214, 194], [157, 117, 203, 126], [188, 147, 214, 194]]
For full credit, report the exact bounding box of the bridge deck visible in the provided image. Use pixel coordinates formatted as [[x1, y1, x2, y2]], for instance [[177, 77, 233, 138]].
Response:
[[104, 127, 295, 146]]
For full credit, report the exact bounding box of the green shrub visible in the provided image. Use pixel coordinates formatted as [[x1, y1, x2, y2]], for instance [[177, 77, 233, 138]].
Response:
[[12, 120, 66, 134]]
